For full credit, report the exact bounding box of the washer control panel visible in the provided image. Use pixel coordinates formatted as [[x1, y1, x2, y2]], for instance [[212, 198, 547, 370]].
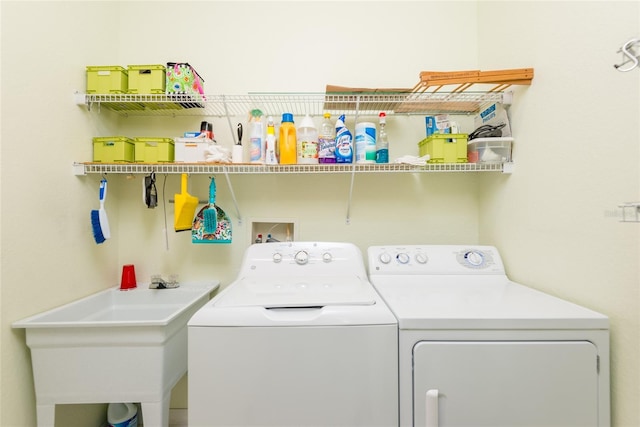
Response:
[[243, 242, 367, 277], [368, 245, 505, 275]]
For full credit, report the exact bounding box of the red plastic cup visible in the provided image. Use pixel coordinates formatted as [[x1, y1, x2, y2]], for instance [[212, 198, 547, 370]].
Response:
[[120, 264, 137, 290]]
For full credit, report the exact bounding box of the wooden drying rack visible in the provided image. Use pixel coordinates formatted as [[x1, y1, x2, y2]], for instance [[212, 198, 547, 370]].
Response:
[[324, 68, 534, 114], [412, 68, 534, 94]]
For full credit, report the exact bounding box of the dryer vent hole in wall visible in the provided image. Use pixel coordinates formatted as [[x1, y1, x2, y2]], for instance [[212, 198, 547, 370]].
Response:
[[251, 220, 297, 244]]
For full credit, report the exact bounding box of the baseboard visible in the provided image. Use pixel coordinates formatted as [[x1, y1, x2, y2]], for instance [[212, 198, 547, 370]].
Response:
[[169, 408, 188, 426]]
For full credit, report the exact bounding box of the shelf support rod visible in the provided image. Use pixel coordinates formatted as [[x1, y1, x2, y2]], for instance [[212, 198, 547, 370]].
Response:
[[223, 169, 242, 225], [345, 95, 361, 225]]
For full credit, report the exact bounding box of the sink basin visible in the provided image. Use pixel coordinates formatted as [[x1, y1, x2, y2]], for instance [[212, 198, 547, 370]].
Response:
[[13, 281, 219, 427]]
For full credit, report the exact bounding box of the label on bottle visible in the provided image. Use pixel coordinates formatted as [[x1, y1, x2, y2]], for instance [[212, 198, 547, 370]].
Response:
[[335, 133, 353, 163], [376, 148, 389, 164], [250, 137, 263, 163], [318, 136, 336, 163], [300, 140, 318, 159]]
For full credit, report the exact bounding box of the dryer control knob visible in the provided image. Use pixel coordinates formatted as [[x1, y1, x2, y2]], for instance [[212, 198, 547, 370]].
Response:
[[273, 253, 283, 263], [322, 252, 332, 263], [415, 253, 428, 264], [379, 253, 392, 264], [397, 253, 410, 264], [465, 250, 484, 266], [294, 250, 309, 265]]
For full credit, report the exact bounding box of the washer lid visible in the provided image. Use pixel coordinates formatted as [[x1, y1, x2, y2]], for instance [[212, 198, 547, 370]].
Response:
[[214, 275, 377, 308], [370, 276, 609, 330]]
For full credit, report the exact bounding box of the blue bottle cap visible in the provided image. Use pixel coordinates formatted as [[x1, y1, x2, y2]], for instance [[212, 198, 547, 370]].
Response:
[[282, 113, 294, 123]]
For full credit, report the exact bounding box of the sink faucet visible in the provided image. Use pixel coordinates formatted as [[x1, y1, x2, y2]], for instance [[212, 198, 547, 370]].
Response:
[[149, 275, 180, 289]]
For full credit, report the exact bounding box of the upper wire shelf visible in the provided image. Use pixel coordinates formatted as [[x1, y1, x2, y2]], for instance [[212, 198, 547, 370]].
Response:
[[82, 91, 508, 118]]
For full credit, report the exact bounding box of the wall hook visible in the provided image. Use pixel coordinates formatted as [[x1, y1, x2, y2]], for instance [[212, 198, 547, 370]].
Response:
[[614, 38, 640, 72]]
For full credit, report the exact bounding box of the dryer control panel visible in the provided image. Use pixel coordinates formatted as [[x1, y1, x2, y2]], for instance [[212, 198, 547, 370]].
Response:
[[368, 245, 506, 275]]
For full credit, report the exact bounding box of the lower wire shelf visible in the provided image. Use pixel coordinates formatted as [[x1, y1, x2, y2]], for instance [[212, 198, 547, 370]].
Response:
[[74, 161, 512, 224], [73, 162, 510, 175]]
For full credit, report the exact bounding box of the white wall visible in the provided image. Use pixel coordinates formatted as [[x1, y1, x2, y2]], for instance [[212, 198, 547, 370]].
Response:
[[476, 2, 639, 426], [1, 1, 638, 426]]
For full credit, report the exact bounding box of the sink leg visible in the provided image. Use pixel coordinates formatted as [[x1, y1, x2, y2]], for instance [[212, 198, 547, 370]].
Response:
[[36, 403, 55, 427], [141, 393, 171, 427]]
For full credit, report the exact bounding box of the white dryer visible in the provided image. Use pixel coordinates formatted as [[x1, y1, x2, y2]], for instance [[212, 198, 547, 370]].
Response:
[[189, 242, 398, 427], [367, 245, 610, 427]]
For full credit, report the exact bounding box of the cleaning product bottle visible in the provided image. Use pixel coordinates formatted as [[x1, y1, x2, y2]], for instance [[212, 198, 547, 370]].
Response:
[[355, 121, 376, 163], [296, 114, 319, 164], [376, 112, 389, 163], [265, 116, 278, 165], [318, 112, 336, 163], [278, 113, 297, 164], [335, 114, 353, 163], [249, 109, 264, 164], [107, 402, 138, 427]]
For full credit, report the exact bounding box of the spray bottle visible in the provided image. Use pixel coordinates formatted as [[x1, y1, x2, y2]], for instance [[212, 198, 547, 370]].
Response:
[[249, 109, 264, 164]]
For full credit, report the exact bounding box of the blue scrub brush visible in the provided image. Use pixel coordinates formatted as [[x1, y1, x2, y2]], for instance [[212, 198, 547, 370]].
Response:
[[203, 177, 218, 233], [91, 179, 110, 244]]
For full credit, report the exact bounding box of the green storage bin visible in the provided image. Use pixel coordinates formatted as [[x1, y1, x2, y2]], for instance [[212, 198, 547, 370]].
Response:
[[418, 133, 468, 163], [93, 136, 134, 163], [86, 66, 128, 94], [133, 137, 175, 163], [127, 64, 166, 94]]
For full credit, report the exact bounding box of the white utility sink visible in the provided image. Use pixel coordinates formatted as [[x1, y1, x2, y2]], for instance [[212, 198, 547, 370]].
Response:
[[13, 281, 219, 427]]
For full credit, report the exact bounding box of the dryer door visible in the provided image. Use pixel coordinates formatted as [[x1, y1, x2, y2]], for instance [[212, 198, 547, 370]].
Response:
[[413, 341, 599, 427]]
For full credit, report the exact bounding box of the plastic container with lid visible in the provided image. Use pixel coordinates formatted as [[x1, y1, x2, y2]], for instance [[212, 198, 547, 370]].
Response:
[[297, 114, 319, 164], [279, 113, 297, 164], [355, 121, 376, 163], [467, 137, 513, 163]]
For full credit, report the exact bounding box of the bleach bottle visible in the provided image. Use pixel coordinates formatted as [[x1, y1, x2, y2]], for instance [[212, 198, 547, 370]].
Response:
[[335, 114, 353, 163], [107, 403, 138, 427]]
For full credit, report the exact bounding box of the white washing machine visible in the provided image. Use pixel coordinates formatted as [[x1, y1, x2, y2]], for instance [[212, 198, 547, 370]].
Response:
[[367, 245, 610, 427], [189, 242, 398, 427]]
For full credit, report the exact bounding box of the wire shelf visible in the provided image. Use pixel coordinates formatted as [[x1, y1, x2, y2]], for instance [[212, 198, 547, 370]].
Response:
[[75, 162, 506, 175], [83, 91, 507, 118]]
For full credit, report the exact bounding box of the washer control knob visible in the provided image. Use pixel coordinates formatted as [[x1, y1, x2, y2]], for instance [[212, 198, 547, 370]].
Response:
[[322, 252, 332, 263], [273, 253, 283, 263], [465, 250, 484, 267], [397, 253, 410, 264], [415, 253, 428, 264], [294, 250, 309, 265], [379, 252, 392, 264]]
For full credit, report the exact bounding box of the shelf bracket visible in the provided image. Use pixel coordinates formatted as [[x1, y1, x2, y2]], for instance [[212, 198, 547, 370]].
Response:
[[223, 169, 242, 225], [619, 202, 640, 222]]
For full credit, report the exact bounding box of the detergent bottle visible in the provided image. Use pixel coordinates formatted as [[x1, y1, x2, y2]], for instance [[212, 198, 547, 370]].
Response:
[[278, 113, 297, 164]]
